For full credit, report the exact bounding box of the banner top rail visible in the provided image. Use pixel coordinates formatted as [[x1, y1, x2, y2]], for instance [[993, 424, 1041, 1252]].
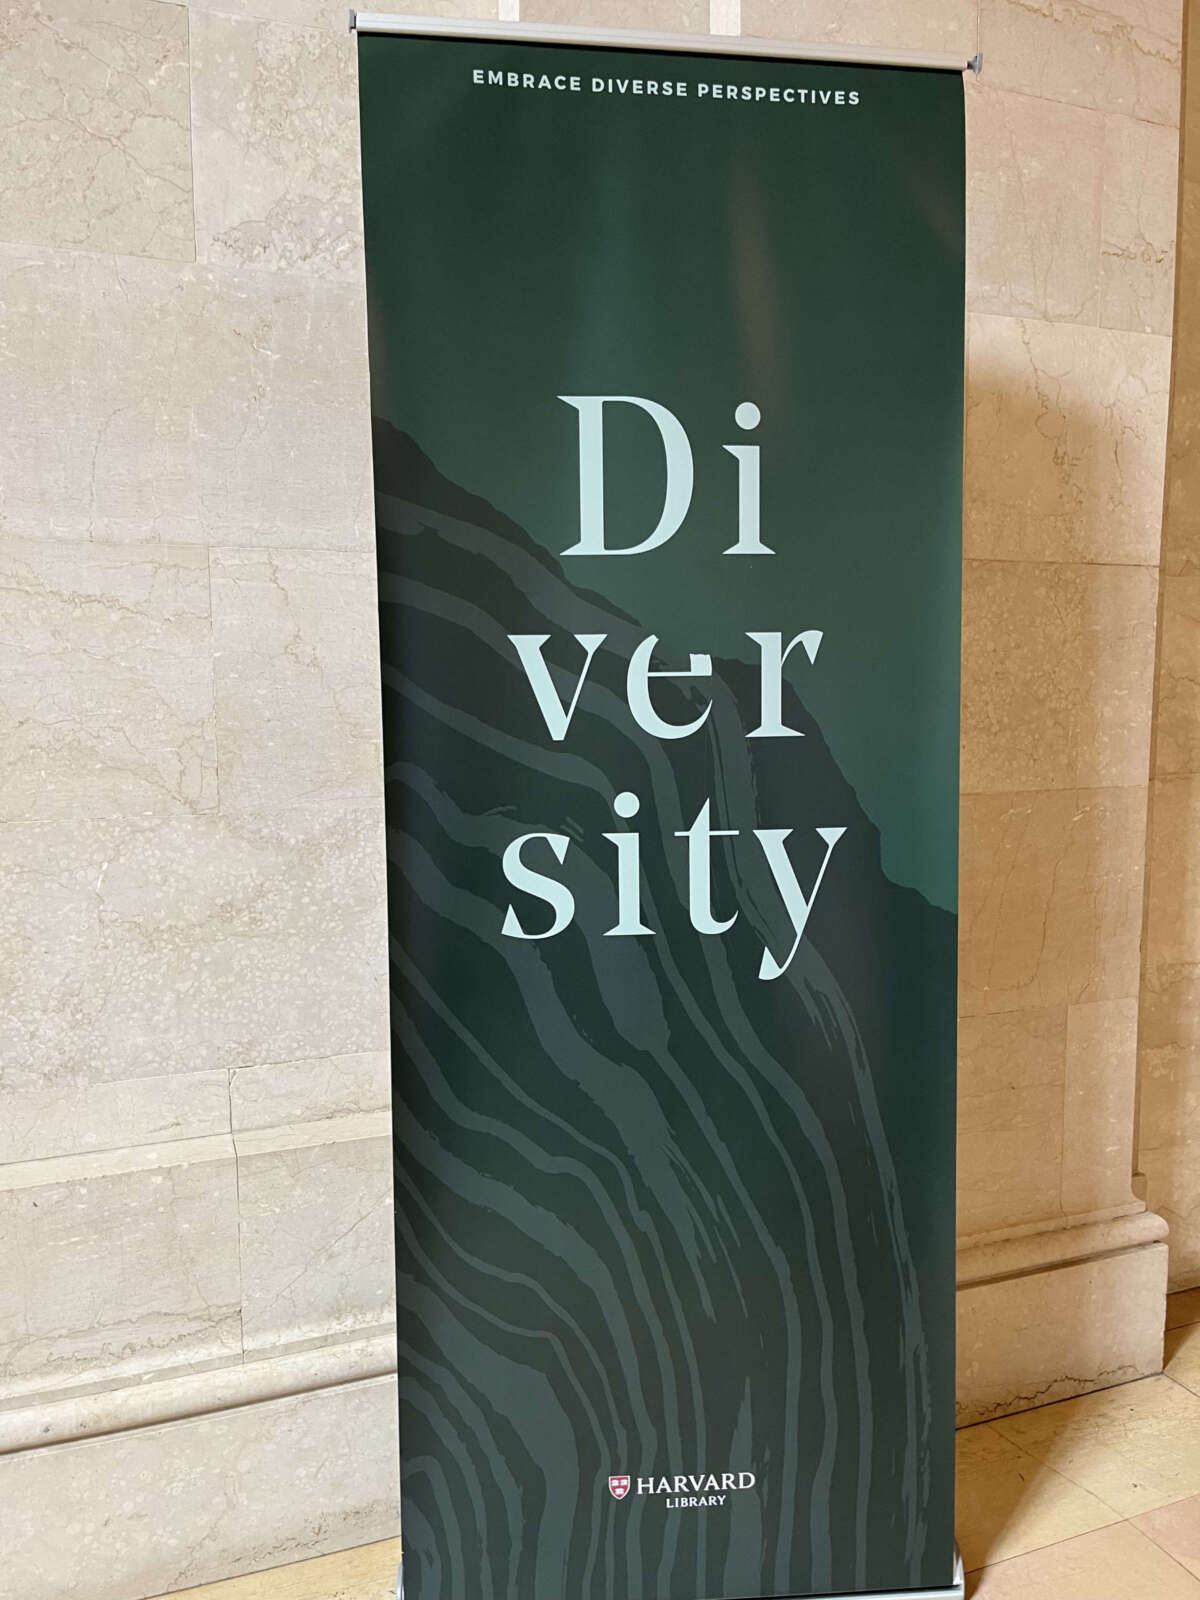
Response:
[[350, 11, 980, 73]]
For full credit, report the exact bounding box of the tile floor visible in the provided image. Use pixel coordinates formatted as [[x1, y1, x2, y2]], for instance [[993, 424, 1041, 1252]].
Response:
[[159, 1290, 1200, 1600]]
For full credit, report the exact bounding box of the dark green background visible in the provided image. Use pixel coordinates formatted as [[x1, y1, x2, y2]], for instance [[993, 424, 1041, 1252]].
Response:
[[360, 38, 964, 912], [359, 34, 962, 1600]]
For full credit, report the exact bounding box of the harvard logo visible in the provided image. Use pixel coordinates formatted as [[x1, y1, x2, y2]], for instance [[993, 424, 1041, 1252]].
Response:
[[608, 1476, 630, 1500]]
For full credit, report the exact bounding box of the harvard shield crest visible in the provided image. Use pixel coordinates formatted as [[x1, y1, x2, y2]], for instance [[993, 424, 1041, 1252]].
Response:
[[608, 1476, 630, 1501]]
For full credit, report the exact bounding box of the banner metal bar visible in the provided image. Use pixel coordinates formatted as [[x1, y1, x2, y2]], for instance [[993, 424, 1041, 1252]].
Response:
[[396, 1555, 965, 1600], [350, 11, 980, 73]]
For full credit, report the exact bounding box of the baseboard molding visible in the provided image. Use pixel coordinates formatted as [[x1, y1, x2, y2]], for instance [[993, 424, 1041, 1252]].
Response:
[[0, 1325, 397, 1455], [1, 1372, 401, 1600]]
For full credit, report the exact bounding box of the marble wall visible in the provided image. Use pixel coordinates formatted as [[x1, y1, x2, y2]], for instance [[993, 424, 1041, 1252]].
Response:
[[955, 0, 1178, 1410], [1141, 5, 1200, 1291], [0, 2, 397, 1592], [0, 0, 1184, 1593]]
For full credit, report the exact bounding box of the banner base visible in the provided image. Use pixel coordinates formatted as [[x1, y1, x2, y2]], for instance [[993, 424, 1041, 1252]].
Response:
[[802, 1552, 965, 1600], [394, 1554, 965, 1600], [787, 1552, 965, 1600]]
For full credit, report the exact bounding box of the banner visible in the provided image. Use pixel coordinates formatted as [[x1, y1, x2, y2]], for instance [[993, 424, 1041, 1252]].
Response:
[[358, 29, 963, 1600]]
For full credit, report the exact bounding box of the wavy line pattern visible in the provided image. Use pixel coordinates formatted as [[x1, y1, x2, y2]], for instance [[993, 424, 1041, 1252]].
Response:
[[374, 424, 957, 1600]]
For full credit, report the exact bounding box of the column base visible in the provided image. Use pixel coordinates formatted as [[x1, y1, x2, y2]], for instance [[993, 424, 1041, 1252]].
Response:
[[956, 1211, 1169, 1426]]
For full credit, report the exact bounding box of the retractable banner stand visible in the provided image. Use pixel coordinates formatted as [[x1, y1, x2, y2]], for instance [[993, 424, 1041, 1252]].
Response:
[[357, 23, 964, 1600]]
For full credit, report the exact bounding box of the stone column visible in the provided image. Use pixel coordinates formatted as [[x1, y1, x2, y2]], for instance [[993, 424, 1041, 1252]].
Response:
[[1140, 8, 1200, 1294], [953, 2, 1181, 1422]]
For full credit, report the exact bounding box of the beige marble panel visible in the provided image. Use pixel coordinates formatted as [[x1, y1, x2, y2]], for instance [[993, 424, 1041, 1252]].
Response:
[[237, 1129, 394, 1354], [1144, 1141, 1200, 1287], [1182, 169, 1200, 254], [979, 0, 1182, 127], [955, 1422, 1120, 1572], [189, 0, 495, 32], [1138, 966, 1200, 1153], [958, 1075, 1064, 1236], [0, 806, 387, 1091], [1060, 997, 1139, 1214], [957, 1009, 1066, 1232], [211, 549, 382, 813], [1163, 243, 1200, 576], [959, 786, 1147, 1017], [1101, 113, 1180, 334], [994, 1371, 1200, 1516], [739, 0, 977, 55], [1169, 1288, 1200, 1329], [961, 559, 1158, 793], [0, 537, 217, 824], [523, 0, 704, 25], [0, 0, 193, 261], [0, 1146, 240, 1404], [1153, 577, 1200, 775], [189, 265, 373, 547], [965, 86, 1102, 324], [1186, 134, 1200, 212], [957, 1240, 1167, 1424], [231, 1053, 390, 1130], [964, 313, 1172, 565], [959, 1006, 1068, 1098], [1140, 786, 1200, 1187], [191, 16, 362, 281], [0, 247, 373, 547], [1187, 0, 1200, 169], [0, 1376, 400, 1600], [967, 1522, 1200, 1596], [1142, 775, 1200, 982], [145, 1540, 400, 1600], [1139, 1040, 1195, 1152], [0, 247, 193, 540], [0, 1071, 230, 1165]]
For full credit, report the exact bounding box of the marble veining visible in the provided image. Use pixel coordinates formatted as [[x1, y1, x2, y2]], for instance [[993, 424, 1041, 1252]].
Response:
[[0, 0, 195, 260]]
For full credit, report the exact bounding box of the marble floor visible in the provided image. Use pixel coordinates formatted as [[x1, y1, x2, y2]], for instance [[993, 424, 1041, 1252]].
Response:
[[157, 1291, 1200, 1600]]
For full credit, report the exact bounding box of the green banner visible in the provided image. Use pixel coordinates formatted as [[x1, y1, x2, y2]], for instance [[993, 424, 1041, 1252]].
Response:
[[358, 30, 963, 1600]]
